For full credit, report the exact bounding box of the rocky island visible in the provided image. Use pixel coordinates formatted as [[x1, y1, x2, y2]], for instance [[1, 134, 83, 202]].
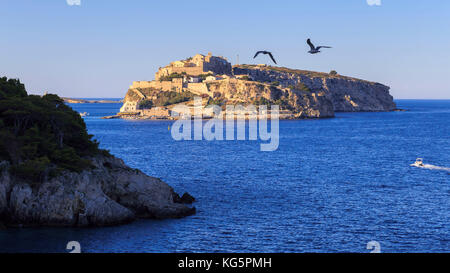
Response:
[[115, 53, 396, 120], [0, 77, 195, 228]]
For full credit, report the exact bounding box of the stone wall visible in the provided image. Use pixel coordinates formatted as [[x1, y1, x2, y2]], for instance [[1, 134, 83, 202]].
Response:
[[130, 81, 153, 89], [204, 55, 232, 76], [141, 107, 171, 117], [130, 79, 183, 93], [155, 53, 232, 80]]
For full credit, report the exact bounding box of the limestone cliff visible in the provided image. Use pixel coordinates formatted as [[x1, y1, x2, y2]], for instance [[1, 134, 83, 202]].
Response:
[[0, 156, 195, 227], [206, 78, 335, 118], [233, 65, 396, 112]]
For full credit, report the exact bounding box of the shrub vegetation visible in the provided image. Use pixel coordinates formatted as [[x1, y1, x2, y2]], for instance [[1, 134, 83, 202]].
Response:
[[329, 70, 338, 76], [0, 77, 108, 182], [138, 99, 153, 109], [154, 91, 195, 106], [159, 72, 186, 82]]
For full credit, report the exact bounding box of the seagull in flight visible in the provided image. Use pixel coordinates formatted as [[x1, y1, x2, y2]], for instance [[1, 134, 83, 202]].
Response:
[[307, 39, 332, 54], [254, 51, 277, 64]]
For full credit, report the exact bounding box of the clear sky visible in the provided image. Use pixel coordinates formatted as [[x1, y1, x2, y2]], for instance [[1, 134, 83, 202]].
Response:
[[1, 0, 449, 99]]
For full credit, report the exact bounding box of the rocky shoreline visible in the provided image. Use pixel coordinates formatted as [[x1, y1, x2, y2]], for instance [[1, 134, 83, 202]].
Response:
[[0, 155, 195, 228]]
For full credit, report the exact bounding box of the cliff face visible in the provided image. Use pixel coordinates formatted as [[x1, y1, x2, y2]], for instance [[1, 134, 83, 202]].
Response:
[[322, 78, 396, 112], [233, 65, 397, 112], [206, 78, 335, 118], [0, 156, 195, 227]]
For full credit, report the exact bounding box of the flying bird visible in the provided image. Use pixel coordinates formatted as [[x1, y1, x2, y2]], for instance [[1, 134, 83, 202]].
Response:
[[254, 51, 277, 64], [307, 39, 332, 54]]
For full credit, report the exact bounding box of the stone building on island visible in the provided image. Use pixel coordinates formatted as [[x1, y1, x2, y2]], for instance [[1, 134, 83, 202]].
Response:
[[155, 52, 232, 80], [120, 52, 232, 114]]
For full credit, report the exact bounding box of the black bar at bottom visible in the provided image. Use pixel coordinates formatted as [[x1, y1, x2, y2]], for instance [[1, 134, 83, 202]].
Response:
[[0, 253, 446, 272]]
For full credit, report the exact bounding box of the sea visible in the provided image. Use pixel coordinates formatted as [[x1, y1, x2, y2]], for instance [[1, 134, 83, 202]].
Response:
[[0, 100, 449, 253]]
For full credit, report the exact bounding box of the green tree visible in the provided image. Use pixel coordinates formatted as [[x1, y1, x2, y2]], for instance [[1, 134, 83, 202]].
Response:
[[154, 91, 195, 106], [0, 76, 106, 183], [138, 99, 154, 109]]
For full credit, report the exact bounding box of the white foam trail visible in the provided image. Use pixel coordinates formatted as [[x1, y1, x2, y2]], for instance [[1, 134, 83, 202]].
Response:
[[414, 164, 450, 172]]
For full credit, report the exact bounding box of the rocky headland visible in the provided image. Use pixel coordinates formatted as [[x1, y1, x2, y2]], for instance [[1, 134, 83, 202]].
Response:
[[0, 76, 195, 228], [0, 156, 195, 227]]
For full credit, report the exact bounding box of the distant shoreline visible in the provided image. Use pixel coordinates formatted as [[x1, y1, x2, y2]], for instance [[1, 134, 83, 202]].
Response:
[[63, 97, 123, 104]]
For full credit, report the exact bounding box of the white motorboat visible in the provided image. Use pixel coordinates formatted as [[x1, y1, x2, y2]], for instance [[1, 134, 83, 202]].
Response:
[[410, 158, 424, 167]]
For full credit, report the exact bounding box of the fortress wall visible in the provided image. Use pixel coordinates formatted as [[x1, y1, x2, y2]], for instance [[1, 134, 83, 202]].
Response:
[[204, 56, 232, 75], [148, 81, 172, 91], [148, 81, 161, 89], [159, 81, 173, 91], [155, 66, 205, 80], [131, 81, 154, 89], [155, 67, 172, 80], [131, 80, 183, 93], [171, 66, 205, 76], [141, 107, 171, 117], [155, 54, 232, 80], [172, 78, 183, 92]]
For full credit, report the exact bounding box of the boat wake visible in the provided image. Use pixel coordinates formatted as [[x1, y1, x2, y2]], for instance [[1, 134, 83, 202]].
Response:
[[411, 158, 450, 172], [416, 164, 450, 172]]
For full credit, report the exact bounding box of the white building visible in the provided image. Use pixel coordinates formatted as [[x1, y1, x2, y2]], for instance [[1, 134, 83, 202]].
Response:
[[120, 101, 139, 112], [205, 76, 217, 82], [188, 76, 201, 83]]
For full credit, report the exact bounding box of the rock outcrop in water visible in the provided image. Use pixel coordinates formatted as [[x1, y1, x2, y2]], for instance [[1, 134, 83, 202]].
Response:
[[117, 54, 396, 119], [0, 156, 195, 227]]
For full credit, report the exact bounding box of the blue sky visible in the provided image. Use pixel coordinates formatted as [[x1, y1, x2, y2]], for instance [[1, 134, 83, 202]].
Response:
[[1, 0, 449, 99]]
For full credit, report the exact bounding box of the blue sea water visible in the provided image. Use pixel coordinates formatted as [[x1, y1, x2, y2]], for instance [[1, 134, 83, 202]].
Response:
[[0, 100, 449, 253]]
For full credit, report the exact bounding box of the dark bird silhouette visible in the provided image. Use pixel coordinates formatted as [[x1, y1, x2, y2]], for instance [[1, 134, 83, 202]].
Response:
[[307, 39, 332, 54], [254, 51, 277, 64]]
